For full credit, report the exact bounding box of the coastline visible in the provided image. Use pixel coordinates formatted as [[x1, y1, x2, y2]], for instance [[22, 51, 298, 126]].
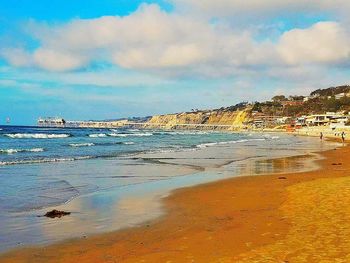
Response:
[[1, 138, 349, 262]]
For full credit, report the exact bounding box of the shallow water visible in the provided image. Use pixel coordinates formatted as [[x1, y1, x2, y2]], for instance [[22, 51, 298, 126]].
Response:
[[0, 126, 341, 252]]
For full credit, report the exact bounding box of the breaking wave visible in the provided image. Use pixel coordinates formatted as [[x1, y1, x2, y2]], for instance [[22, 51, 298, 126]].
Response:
[[5, 133, 70, 139], [0, 148, 45, 154], [0, 156, 92, 166], [154, 131, 209, 135], [89, 133, 107, 138], [127, 129, 140, 132], [196, 138, 266, 148], [108, 132, 153, 137], [69, 143, 95, 147]]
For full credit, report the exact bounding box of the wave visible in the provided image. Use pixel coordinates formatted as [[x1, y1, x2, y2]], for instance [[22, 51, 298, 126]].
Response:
[[0, 156, 92, 166], [5, 133, 70, 139], [130, 132, 153, 137], [69, 143, 95, 147], [96, 141, 135, 146], [108, 132, 153, 137], [154, 131, 209, 135], [89, 132, 152, 138], [68, 141, 135, 147], [196, 138, 266, 148], [0, 148, 45, 154], [108, 133, 127, 137], [89, 133, 107, 138]]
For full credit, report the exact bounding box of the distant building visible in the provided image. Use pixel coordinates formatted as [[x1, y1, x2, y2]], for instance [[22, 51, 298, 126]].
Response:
[[251, 112, 283, 128], [276, 117, 290, 124], [305, 113, 349, 127], [295, 116, 307, 127], [38, 117, 66, 127], [335, 92, 350, 100]]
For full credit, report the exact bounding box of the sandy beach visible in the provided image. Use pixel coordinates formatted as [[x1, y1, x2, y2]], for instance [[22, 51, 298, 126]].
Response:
[[0, 138, 349, 262]]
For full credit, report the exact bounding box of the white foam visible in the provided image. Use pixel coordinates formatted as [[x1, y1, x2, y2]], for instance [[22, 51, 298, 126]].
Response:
[[127, 132, 153, 137], [89, 133, 107, 138], [159, 131, 209, 135], [29, 148, 45, 152], [128, 129, 140, 132], [5, 133, 70, 139], [196, 138, 266, 148], [123, 142, 135, 145], [0, 156, 92, 165], [108, 133, 152, 137], [0, 149, 19, 154], [0, 148, 45, 154], [69, 143, 95, 147], [108, 133, 127, 137]]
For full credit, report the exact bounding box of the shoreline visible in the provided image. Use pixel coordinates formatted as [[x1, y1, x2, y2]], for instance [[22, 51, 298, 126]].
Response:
[[0, 131, 328, 252], [1, 139, 349, 262]]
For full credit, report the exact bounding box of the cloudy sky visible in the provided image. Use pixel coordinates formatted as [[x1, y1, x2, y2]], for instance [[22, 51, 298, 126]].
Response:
[[1, 0, 350, 125]]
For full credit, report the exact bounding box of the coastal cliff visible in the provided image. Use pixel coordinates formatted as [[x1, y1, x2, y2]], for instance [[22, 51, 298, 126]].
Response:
[[145, 108, 251, 130]]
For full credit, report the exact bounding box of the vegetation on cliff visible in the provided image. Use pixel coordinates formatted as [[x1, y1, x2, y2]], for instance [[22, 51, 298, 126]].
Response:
[[253, 85, 350, 117]]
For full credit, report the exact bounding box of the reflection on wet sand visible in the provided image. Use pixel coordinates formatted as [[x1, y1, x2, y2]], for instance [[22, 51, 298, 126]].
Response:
[[236, 154, 319, 176], [39, 192, 164, 243]]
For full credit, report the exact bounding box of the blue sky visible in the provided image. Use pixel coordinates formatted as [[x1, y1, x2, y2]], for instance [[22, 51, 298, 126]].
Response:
[[1, 0, 350, 125]]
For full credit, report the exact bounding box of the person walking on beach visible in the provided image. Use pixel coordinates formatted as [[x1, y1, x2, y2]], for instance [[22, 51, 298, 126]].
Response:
[[341, 131, 346, 143], [320, 132, 323, 140]]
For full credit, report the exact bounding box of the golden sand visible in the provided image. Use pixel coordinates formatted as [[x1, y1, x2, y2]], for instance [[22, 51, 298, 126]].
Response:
[[1, 145, 350, 262]]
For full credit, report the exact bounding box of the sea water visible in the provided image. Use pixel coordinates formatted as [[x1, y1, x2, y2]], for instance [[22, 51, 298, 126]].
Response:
[[0, 125, 341, 252]]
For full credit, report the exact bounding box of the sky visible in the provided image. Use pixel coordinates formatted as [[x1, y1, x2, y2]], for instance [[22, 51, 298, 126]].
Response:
[[1, 0, 350, 125]]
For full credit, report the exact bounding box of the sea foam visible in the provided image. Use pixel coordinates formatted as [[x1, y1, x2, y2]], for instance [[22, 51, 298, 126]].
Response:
[[5, 133, 70, 139], [108, 132, 152, 137], [69, 143, 95, 147], [0, 148, 45, 154], [196, 138, 266, 148], [89, 133, 107, 138], [0, 156, 92, 165]]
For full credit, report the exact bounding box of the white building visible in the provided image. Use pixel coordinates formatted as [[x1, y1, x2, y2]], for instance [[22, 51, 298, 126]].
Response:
[[305, 113, 349, 127]]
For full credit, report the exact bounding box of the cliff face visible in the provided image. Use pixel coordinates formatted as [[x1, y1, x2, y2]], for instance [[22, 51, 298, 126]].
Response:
[[146, 108, 251, 130]]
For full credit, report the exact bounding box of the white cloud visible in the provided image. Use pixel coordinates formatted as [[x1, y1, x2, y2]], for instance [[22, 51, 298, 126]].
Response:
[[2, 4, 275, 73], [33, 48, 87, 71], [171, 0, 350, 17], [277, 22, 350, 65], [1, 2, 350, 79], [1, 48, 32, 67]]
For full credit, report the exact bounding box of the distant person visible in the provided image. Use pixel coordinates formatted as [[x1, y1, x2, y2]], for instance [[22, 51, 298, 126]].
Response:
[[320, 132, 323, 140], [341, 132, 346, 143]]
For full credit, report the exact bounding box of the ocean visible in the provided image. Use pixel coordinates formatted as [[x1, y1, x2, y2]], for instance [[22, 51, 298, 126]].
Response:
[[0, 125, 341, 252]]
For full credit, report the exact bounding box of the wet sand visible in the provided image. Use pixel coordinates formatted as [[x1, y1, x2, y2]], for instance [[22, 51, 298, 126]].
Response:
[[2, 144, 350, 262]]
